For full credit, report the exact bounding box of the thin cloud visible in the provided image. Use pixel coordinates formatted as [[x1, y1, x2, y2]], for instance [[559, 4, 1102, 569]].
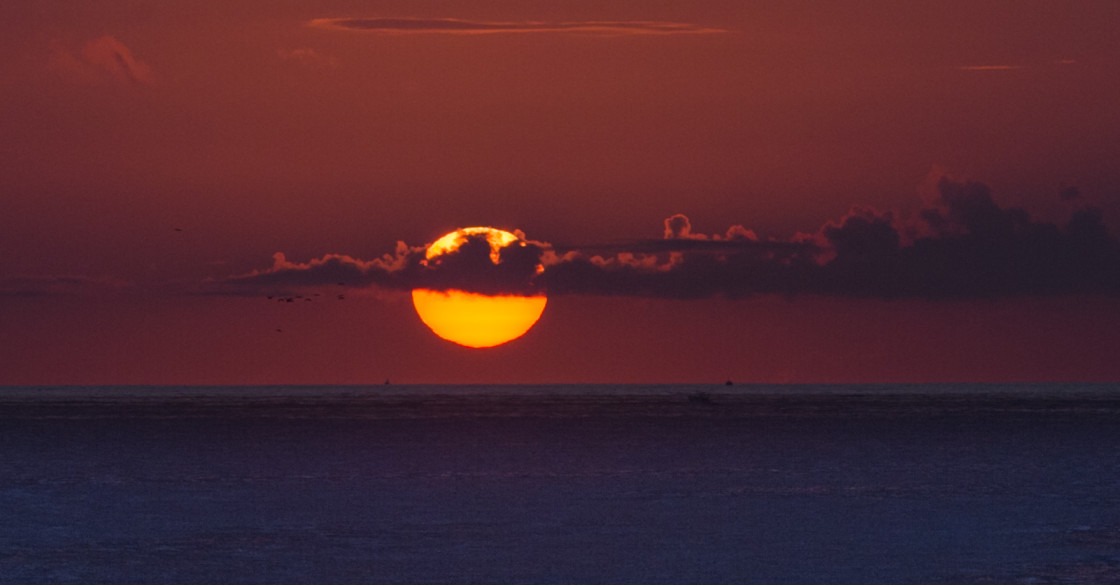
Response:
[[278, 48, 339, 69], [307, 17, 728, 35], [51, 36, 152, 85], [957, 65, 1027, 71], [956, 60, 1075, 72]]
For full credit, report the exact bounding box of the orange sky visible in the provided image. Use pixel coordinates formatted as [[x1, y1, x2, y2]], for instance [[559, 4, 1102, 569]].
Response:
[[2, 1, 1119, 384]]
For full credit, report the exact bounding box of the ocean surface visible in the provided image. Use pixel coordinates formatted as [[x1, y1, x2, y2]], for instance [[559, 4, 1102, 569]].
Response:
[[2, 383, 1120, 584]]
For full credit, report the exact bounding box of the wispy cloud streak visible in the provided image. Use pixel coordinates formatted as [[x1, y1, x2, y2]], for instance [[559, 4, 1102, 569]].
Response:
[[957, 65, 1027, 71], [277, 48, 338, 69], [51, 36, 152, 85], [0, 275, 131, 297], [307, 17, 727, 35], [956, 59, 1076, 72]]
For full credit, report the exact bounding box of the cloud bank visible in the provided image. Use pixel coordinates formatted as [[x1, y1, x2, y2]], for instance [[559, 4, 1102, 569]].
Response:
[[212, 237, 548, 298], [211, 177, 1120, 300], [307, 17, 727, 35]]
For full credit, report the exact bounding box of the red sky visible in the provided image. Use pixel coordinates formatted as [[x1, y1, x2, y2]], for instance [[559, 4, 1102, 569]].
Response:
[[2, 0, 1119, 384]]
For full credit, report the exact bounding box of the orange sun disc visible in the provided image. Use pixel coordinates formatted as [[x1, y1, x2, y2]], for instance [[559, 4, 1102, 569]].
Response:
[[412, 227, 546, 348]]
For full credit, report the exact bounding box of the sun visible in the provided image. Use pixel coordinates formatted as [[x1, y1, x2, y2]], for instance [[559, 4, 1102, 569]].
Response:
[[412, 227, 547, 348]]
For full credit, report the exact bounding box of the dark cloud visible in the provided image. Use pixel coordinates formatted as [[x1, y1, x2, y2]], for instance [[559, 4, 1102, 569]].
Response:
[[207, 247, 416, 296], [413, 235, 545, 296], [212, 177, 1120, 300], [307, 17, 727, 35]]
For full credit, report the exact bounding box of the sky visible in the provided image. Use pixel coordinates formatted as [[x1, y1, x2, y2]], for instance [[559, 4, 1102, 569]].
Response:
[[2, 0, 1120, 384]]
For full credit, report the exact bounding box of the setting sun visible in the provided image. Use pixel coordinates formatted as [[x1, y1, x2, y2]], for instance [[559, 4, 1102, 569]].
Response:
[[412, 289, 547, 348], [412, 227, 546, 348]]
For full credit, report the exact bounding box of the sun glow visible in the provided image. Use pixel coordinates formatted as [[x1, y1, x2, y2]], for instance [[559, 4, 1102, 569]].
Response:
[[412, 227, 546, 348]]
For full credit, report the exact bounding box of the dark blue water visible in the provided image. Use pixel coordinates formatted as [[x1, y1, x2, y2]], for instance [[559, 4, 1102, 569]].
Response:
[[2, 384, 1120, 584]]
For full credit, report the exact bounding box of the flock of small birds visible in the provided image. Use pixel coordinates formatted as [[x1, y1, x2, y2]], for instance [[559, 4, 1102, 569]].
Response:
[[267, 292, 348, 331], [266, 284, 351, 332], [173, 226, 350, 334]]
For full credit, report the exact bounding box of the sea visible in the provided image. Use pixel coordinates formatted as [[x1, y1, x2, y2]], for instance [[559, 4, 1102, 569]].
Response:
[[2, 383, 1119, 584]]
